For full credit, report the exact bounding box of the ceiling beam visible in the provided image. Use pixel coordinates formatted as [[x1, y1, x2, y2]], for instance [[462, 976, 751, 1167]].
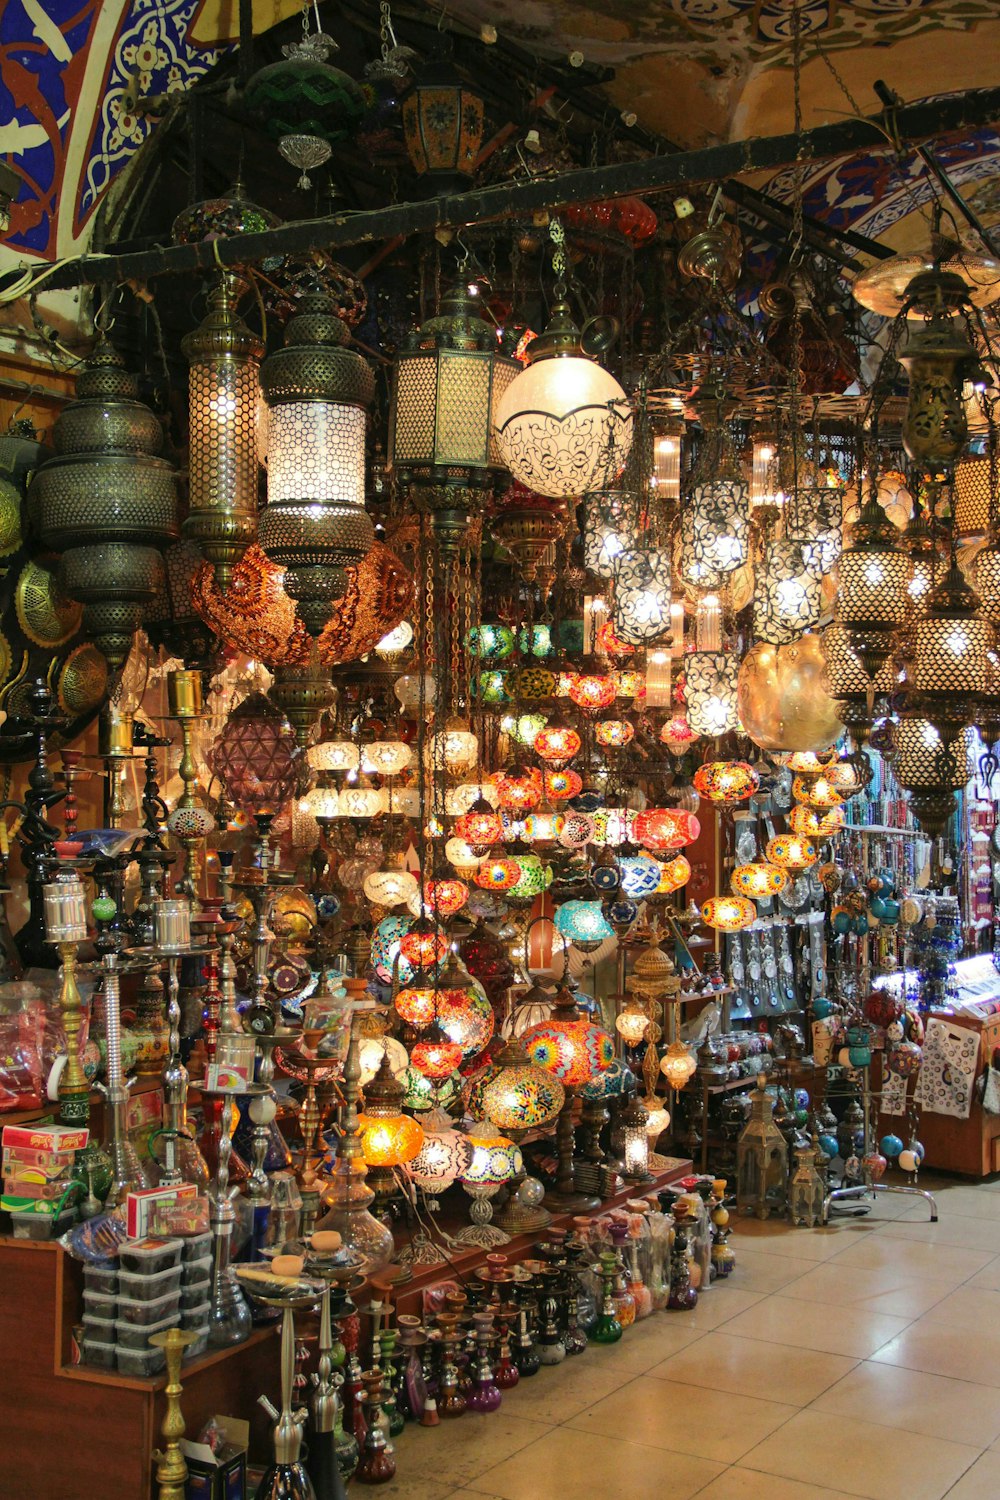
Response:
[[22, 85, 1000, 293]]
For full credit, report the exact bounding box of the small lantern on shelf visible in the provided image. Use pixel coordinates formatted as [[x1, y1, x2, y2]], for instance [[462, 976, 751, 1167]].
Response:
[[736, 1077, 788, 1220]]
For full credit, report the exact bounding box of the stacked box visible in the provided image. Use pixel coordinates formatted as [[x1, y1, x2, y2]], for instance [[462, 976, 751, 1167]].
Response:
[[113, 1238, 183, 1375], [1, 1125, 87, 1225]]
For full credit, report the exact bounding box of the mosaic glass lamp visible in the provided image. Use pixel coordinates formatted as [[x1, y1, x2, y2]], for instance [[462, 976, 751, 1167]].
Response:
[[701, 895, 756, 931]]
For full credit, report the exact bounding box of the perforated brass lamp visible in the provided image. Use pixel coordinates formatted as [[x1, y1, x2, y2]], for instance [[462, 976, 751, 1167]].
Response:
[[259, 293, 374, 637], [181, 273, 263, 588]]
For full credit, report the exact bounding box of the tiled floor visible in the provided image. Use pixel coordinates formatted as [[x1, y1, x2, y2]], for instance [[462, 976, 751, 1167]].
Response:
[[376, 1172, 1000, 1500]]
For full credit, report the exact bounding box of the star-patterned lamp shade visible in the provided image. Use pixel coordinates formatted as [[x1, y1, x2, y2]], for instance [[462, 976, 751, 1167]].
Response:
[[494, 765, 543, 813], [684, 652, 740, 738], [765, 833, 819, 871], [789, 804, 846, 838], [701, 894, 757, 931], [406, 1113, 475, 1191], [595, 718, 634, 748], [474, 857, 523, 892], [633, 807, 701, 852], [693, 760, 760, 804], [534, 722, 582, 766], [544, 768, 584, 801], [410, 1037, 464, 1080], [479, 1038, 566, 1130], [363, 869, 419, 908], [522, 1016, 615, 1089], [554, 899, 614, 950], [731, 862, 788, 899], [394, 986, 438, 1029], [459, 1124, 523, 1187]]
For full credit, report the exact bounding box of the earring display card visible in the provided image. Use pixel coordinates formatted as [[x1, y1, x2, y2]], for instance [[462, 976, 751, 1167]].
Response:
[[913, 1017, 979, 1119]]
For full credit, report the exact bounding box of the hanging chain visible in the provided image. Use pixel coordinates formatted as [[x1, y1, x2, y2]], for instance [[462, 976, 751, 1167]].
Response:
[[379, 0, 395, 59], [786, 0, 806, 539], [549, 219, 567, 297]]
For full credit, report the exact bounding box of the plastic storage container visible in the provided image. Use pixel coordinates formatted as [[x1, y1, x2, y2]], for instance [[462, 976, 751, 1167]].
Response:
[[180, 1299, 210, 1331], [83, 1263, 118, 1294], [82, 1313, 116, 1343], [82, 1336, 116, 1369], [114, 1311, 179, 1350], [181, 1280, 212, 1311], [116, 1288, 182, 1327], [117, 1264, 183, 1301], [181, 1232, 212, 1263], [82, 1288, 117, 1320], [182, 1330, 209, 1361], [182, 1255, 212, 1289], [118, 1238, 182, 1276], [115, 1344, 166, 1377]]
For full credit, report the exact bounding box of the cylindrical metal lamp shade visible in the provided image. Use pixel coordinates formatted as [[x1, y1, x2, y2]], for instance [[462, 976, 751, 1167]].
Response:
[[266, 403, 366, 505], [612, 549, 672, 645], [43, 879, 88, 944], [182, 276, 263, 588], [754, 539, 823, 645], [895, 718, 973, 788], [685, 651, 740, 737], [392, 348, 519, 475]]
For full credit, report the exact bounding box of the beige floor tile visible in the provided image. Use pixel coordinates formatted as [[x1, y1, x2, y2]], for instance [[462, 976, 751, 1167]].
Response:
[[728, 1248, 817, 1295], [871, 1319, 1000, 1387], [730, 1217, 868, 1260], [581, 1317, 706, 1374], [695, 1470, 866, 1500], [965, 1254, 1000, 1290], [832, 1233, 995, 1283], [463, 1426, 724, 1500], [739, 1408, 981, 1500], [920, 1284, 1000, 1330], [394, 1412, 549, 1489], [567, 1376, 796, 1464], [879, 1214, 1000, 1253], [372, 1479, 458, 1500], [811, 1360, 1000, 1447], [646, 1329, 858, 1404], [944, 1454, 1000, 1499], [492, 1358, 631, 1425], [776, 1260, 954, 1319], [720, 1292, 911, 1358], [899, 1184, 1000, 1220], [672, 1286, 764, 1329]]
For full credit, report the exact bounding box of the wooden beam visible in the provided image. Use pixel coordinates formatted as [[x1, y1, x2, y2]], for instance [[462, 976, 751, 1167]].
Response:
[[21, 85, 1000, 293]]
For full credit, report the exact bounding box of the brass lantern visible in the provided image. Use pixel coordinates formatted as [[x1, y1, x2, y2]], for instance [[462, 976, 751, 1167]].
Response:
[[736, 1076, 788, 1220], [259, 292, 375, 637], [836, 491, 909, 679], [899, 269, 976, 468], [894, 716, 974, 835], [389, 279, 518, 486], [30, 340, 179, 670], [913, 560, 992, 727], [181, 273, 263, 588]]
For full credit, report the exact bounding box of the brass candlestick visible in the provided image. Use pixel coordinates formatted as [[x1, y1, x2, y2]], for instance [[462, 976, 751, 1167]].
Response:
[[166, 668, 214, 900], [150, 1326, 199, 1500]]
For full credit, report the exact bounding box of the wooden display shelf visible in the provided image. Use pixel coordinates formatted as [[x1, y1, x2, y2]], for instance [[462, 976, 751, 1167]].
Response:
[[0, 1235, 279, 1499]]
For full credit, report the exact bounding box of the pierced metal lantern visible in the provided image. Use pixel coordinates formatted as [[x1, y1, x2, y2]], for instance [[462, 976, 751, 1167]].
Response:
[[753, 538, 822, 645], [208, 691, 299, 811], [899, 269, 976, 467], [737, 1077, 788, 1220], [583, 488, 641, 579], [894, 716, 973, 834], [973, 534, 1000, 624], [913, 561, 992, 715], [30, 339, 179, 670], [181, 273, 263, 587], [678, 478, 750, 587], [684, 651, 740, 737], [836, 492, 909, 679], [389, 279, 518, 485], [259, 292, 375, 637], [612, 549, 672, 645], [788, 1138, 825, 1228]]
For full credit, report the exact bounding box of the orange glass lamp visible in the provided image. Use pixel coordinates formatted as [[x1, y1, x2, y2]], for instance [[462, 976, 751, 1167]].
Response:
[[395, 986, 438, 1029], [544, 768, 583, 801], [634, 807, 701, 852], [595, 718, 635, 748], [701, 894, 757, 931], [410, 1036, 464, 1080], [494, 764, 543, 814], [435, 954, 496, 1062], [474, 857, 523, 892], [533, 721, 582, 766], [660, 714, 698, 754], [655, 854, 691, 895], [766, 834, 819, 871], [693, 760, 760, 804], [358, 1052, 426, 1206], [730, 863, 788, 900], [479, 1037, 566, 1131], [523, 986, 614, 1212], [792, 774, 843, 810], [455, 798, 504, 853], [399, 921, 450, 972], [789, 804, 846, 838], [524, 805, 565, 846], [423, 878, 469, 919], [784, 750, 837, 775], [569, 671, 618, 714]]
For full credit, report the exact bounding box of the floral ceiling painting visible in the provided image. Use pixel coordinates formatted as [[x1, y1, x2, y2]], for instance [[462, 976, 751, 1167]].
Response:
[[0, 0, 295, 264]]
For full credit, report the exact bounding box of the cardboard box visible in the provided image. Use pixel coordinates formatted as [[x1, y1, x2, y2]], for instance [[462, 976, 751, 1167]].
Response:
[[125, 1182, 197, 1238], [2, 1147, 77, 1176], [1, 1124, 88, 1152], [181, 1417, 248, 1500]]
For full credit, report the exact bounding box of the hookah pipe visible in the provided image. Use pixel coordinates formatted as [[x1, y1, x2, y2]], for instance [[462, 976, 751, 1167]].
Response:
[[256, 1299, 317, 1500], [307, 1285, 349, 1500], [93, 900, 150, 1202], [8, 680, 67, 968]]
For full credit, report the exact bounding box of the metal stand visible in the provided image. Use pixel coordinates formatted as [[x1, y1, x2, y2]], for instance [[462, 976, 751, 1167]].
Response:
[[822, 1063, 937, 1224]]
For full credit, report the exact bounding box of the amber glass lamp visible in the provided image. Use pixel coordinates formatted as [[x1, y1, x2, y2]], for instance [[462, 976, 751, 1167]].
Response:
[[701, 895, 756, 931], [731, 862, 788, 899], [765, 834, 818, 871], [357, 1052, 425, 1204], [693, 760, 760, 804]]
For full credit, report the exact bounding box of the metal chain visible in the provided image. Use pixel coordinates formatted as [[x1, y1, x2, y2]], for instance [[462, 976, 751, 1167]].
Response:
[[549, 218, 567, 295], [379, 0, 394, 59], [786, 0, 806, 538]]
